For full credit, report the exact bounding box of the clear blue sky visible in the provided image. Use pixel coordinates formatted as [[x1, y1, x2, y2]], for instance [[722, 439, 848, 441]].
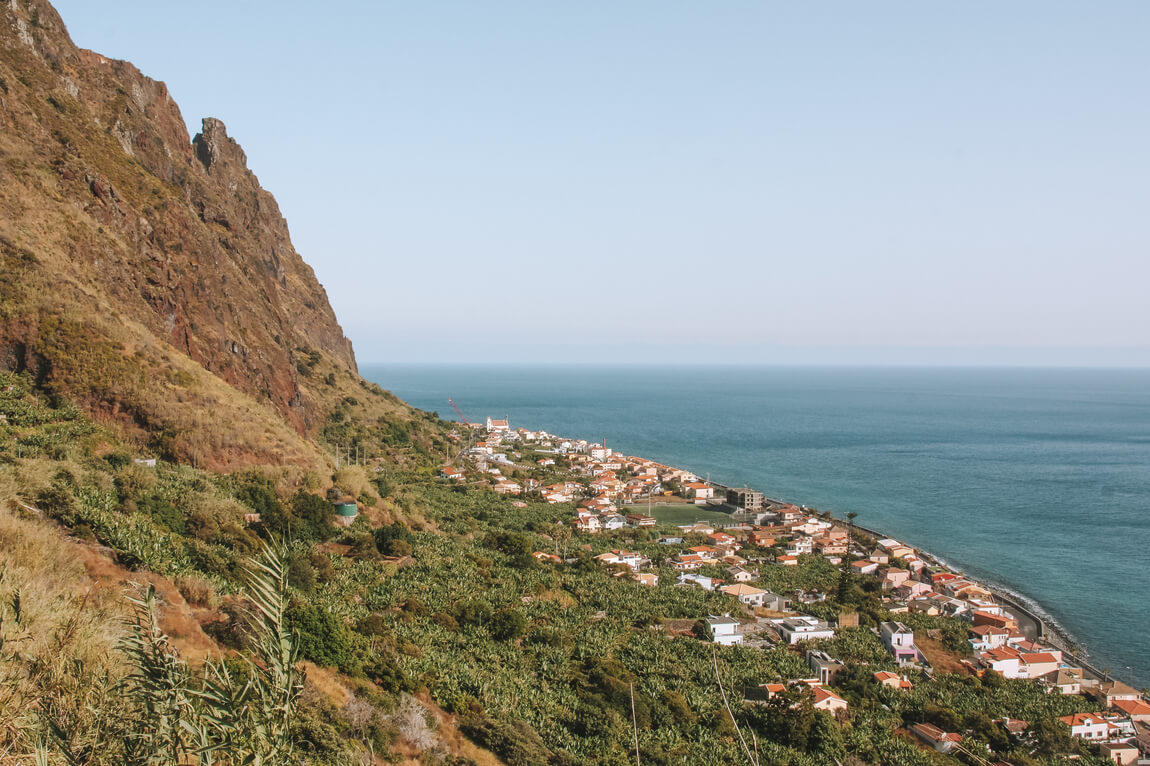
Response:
[[53, 1, 1150, 365]]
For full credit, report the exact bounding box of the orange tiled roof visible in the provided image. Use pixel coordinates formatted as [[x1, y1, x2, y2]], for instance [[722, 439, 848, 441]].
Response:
[[1111, 699, 1150, 716], [1021, 652, 1059, 665], [813, 687, 845, 704], [1059, 713, 1108, 727]]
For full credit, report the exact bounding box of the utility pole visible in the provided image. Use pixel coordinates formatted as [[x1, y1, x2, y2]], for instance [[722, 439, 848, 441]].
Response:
[[630, 683, 641, 766]]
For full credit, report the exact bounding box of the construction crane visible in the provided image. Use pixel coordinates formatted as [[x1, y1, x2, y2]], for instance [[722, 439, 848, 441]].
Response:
[[447, 398, 471, 426]]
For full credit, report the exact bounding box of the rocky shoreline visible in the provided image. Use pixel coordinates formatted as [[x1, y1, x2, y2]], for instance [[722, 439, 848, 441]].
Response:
[[777, 511, 1122, 687]]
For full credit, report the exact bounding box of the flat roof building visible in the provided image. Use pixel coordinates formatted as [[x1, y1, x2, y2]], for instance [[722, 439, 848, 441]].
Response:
[[727, 488, 764, 513]]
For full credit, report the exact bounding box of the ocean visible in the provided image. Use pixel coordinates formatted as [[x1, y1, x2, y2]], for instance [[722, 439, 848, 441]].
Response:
[[362, 364, 1150, 688]]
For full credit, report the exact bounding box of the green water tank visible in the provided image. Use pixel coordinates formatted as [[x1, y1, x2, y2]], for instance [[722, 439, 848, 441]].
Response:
[[334, 501, 358, 518]]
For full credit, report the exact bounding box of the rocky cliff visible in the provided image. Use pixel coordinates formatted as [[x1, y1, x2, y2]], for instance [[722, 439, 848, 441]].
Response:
[[0, 0, 372, 468]]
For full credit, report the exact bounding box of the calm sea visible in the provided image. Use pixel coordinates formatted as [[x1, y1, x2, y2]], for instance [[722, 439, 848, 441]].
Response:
[[363, 364, 1150, 688]]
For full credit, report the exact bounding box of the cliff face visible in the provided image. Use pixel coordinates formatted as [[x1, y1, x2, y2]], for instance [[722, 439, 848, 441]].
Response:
[[0, 0, 362, 466]]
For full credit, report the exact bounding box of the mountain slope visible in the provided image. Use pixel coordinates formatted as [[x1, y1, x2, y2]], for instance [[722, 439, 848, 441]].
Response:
[[0, 0, 390, 469]]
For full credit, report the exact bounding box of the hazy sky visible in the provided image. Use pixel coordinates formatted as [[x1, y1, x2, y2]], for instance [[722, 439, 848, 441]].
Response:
[[52, 2, 1150, 365]]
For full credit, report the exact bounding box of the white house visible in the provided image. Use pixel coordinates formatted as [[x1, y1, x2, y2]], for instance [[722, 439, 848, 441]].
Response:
[[707, 615, 743, 646], [897, 581, 934, 600], [879, 621, 920, 665], [793, 517, 832, 536], [687, 545, 721, 561], [600, 513, 627, 531], [720, 584, 767, 608], [594, 550, 643, 572], [1099, 680, 1144, 707], [677, 573, 716, 591], [969, 624, 1011, 652], [773, 616, 835, 644], [1040, 668, 1083, 696], [672, 554, 706, 571], [1019, 652, 1061, 679], [574, 511, 601, 532], [980, 646, 1023, 678], [776, 506, 804, 524], [1111, 698, 1150, 723], [683, 482, 714, 502], [1058, 713, 1117, 742], [812, 686, 849, 714], [492, 480, 522, 495], [728, 566, 757, 583], [789, 537, 814, 555]]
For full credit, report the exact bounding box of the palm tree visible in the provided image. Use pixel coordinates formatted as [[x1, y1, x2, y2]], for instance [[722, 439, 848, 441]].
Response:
[[845, 512, 858, 550], [553, 521, 572, 559]]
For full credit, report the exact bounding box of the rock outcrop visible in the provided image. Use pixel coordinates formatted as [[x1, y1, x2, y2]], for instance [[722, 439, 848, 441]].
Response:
[[0, 0, 363, 465]]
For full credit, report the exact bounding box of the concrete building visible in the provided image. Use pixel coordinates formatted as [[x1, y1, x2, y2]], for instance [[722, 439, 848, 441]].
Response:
[[708, 615, 743, 646], [727, 488, 764, 513], [880, 621, 920, 665], [808, 650, 845, 685], [773, 616, 835, 644]]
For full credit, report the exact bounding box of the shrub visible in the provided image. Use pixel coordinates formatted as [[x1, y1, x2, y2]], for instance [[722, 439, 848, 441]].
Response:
[[287, 553, 316, 593], [334, 465, 373, 500], [489, 609, 527, 642], [451, 600, 492, 629], [373, 523, 411, 555], [288, 603, 357, 673], [458, 717, 552, 766], [384, 538, 412, 557], [175, 575, 217, 608]]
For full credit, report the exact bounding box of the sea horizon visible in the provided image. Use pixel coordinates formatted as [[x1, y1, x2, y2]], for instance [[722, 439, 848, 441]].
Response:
[[364, 361, 1150, 370]]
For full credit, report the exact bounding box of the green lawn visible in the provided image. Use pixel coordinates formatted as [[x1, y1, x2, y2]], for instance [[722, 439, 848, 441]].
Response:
[[641, 503, 735, 527]]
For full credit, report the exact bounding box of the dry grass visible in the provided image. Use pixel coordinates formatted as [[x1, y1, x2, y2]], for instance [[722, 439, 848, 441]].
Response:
[[0, 494, 128, 753], [915, 634, 970, 675], [392, 694, 506, 766], [300, 661, 352, 708], [334, 465, 376, 502], [536, 589, 577, 608], [175, 575, 217, 609]]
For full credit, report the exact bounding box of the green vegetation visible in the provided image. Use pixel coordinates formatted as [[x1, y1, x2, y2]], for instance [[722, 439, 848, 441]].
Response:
[[0, 371, 1117, 764], [646, 503, 735, 526]]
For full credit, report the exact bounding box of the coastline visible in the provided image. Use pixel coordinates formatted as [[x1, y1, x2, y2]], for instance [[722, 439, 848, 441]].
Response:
[[748, 501, 1121, 686], [564, 443, 1138, 689], [674, 472, 1128, 687], [844, 518, 1122, 679], [378, 363, 1150, 693]]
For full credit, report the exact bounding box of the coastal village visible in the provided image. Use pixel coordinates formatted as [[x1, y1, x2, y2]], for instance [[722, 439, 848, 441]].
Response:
[[442, 416, 1150, 765]]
